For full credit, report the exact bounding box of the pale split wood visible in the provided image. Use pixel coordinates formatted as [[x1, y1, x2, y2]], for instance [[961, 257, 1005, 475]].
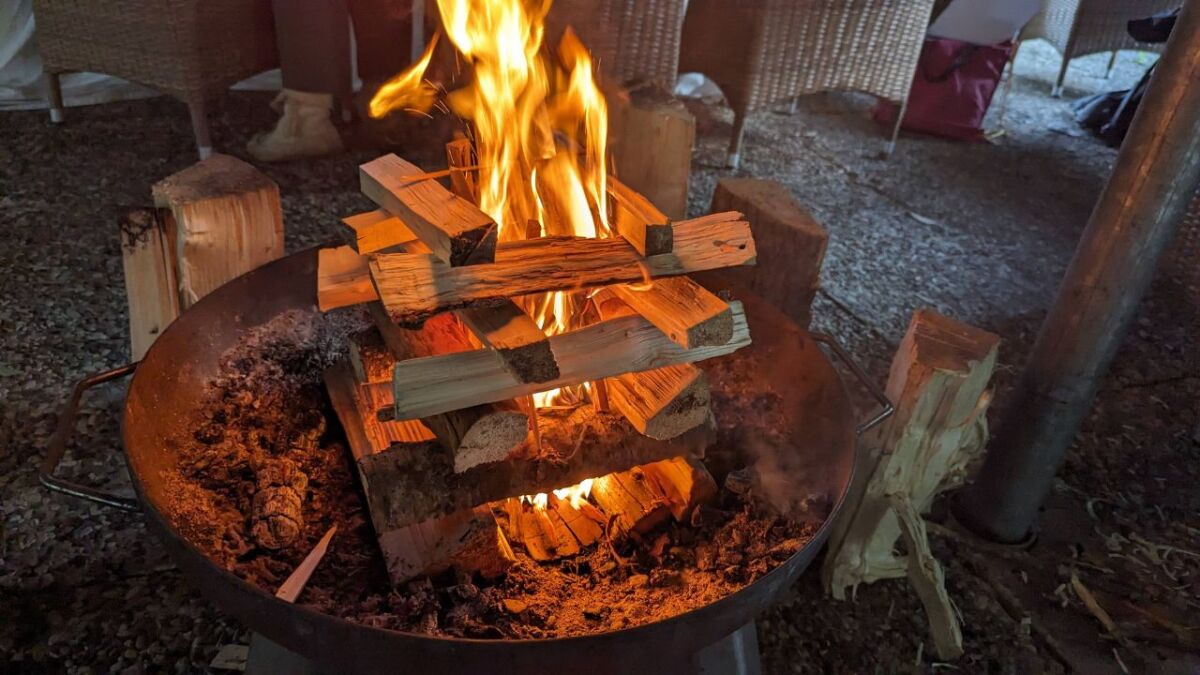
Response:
[[376, 506, 516, 584], [151, 153, 284, 307], [890, 494, 964, 659], [360, 153, 497, 266], [591, 465, 672, 536], [609, 86, 694, 221], [389, 300, 751, 419], [457, 303, 559, 383], [609, 176, 672, 256], [445, 138, 479, 203], [318, 246, 378, 311], [496, 494, 605, 561], [369, 211, 755, 323], [607, 363, 711, 441], [640, 456, 718, 521], [609, 275, 733, 348], [341, 209, 419, 255], [120, 208, 180, 360], [275, 525, 337, 602]]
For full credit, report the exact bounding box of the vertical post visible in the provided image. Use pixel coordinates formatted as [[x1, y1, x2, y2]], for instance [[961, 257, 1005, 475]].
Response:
[[955, 0, 1200, 543]]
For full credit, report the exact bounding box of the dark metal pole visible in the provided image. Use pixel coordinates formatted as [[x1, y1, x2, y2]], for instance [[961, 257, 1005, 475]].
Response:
[[955, 0, 1200, 543]]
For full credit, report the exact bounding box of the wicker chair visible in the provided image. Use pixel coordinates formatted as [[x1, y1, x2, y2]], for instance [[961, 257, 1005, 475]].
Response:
[[1022, 0, 1175, 96], [33, 0, 277, 158], [548, 0, 687, 90], [681, 0, 937, 167]]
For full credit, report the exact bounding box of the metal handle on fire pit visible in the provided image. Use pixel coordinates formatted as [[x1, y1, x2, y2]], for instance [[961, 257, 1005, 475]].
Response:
[[41, 363, 141, 511], [808, 332, 894, 435]]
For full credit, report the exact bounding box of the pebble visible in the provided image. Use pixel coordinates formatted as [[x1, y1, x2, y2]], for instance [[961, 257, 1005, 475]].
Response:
[[502, 598, 527, 614], [628, 574, 650, 587]]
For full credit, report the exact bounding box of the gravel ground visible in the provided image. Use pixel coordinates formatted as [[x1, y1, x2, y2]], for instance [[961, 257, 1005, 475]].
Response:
[[2, 39, 1197, 674]]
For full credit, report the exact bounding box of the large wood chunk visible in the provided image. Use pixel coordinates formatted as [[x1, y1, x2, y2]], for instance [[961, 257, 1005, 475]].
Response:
[[318, 246, 377, 311], [591, 466, 672, 536], [641, 456, 718, 521], [609, 85, 694, 221], [370, 211, 755, 323], [707, 178, 827, 328], [387, 300, 751, 419], [152, 153, 284, 307], [341, 209, 419, 255], [120, 208, 180, 360], [360, 154, 497, 266], [608, 363, 711, 441], [609, 276, 733, 349], [357, 405, 713, 529], [458, 304, 559, 383], [609, 177, 672, 256], [376, 506, 516, 583]]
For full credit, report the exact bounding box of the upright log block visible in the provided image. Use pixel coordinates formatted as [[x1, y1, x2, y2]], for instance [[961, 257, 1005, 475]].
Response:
[[152, 154, 284, 307], [610, 85, 694, 221], [119, 208, 180, 360], [708, 178, 827, 328]]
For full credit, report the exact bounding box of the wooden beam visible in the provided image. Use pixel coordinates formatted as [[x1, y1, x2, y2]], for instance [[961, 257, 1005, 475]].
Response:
[[340, 209, 419, 255], [360, 154, 497, 266], [457, 304, 559, 383], [386, 300, 750, 419], [370, 211, 755, 323], [609, 276, 733, 349], [152, 153, 284, 306], [607, 363, 711, 441], [445, 138, 479, 203], [640, 456, 718, 521], [318, 246, 378, 311], [324, 361, 437, 464], [591, 466, 672, 536], [120, 208, 180, 360], [355, 405, 713, 529], [609, 177, 672, 256]]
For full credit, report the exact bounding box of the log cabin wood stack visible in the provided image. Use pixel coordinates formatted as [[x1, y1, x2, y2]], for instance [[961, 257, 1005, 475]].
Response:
[[318, 148, 754, 585]]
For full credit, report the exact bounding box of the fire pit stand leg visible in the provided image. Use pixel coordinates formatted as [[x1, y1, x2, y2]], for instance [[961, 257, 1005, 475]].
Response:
[[691, 622, 762, 675], [245, 633, 331, 675]]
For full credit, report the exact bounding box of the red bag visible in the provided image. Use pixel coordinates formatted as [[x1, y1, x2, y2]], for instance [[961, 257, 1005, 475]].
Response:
[[875, 37, 1013, 142]]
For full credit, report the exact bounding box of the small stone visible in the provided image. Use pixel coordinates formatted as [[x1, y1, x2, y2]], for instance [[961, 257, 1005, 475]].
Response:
[[650, 569, 682, 587], [596, 561, 616, 574], [582, 605, 607, 621], [502, 599, 527, 614], [628, 574, 649, 588]]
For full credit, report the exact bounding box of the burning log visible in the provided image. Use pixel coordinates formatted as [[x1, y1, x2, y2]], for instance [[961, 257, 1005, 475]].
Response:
[[607, 363, 711, 441], [445, 137, 480, 204], [608, 276, 733, 349], [340, 209, 418, 255], [458, 304, 559, 383], [120, 208, 180, 360], [496, 494, 605, 560], [386, 300, 750, 419], [151, 153, 284, 306], [591, 466, 672, 536], [377, 506, 516, 583], [609, 177, 672, 256], [317, 246, 376, 312], [641, 456, 718, 521], [354, 405, 713, 529], [363, 311, 530, 472], [368, 211, 755, 323], [360, 154, 497, 267]]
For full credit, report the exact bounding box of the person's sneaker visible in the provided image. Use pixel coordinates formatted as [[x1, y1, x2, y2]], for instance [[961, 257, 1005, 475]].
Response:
[[247, 89, 344, 162]]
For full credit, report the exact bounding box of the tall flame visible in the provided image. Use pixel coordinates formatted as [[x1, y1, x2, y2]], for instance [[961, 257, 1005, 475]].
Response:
[[370, 0, 612, 408]]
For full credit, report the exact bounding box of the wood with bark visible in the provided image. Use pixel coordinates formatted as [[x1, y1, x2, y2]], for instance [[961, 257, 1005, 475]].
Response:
[[151, 153, 284, 307], [457, 303, 559, 383], [353, 405, 713, 529], [607, 363, 711, 441], [609, 176, 672, 256], [822, 309, 998, 659], [341, 209, 419, 255], [706, 178, 827, 328], [591, 466, 672, 536], [324, 362, 513, 583], [609, 85, 694, 220], [445, 138, 479, 203], [364, 308, 530, 472], [387, 300, 751, 419], [348, 329, 393, 384], [369, 211, 755, 323], [120, 208, 180, 360], [360, 154, 497, 266], [640, 456, 718, 521], [318, 246, 378, 311], [609, 276, 733, 349]]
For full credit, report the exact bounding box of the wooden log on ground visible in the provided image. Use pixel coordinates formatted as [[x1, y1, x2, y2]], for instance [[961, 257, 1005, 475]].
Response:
[[355, 405, 713, 529], [706, 178, 827, 328], [386, 300, 751, 419], [369, 211, 755, 323], [822, 309, 998, 659], [324, 361, 514, 583], [609, 85, 694, 221], [640, 456, 718, 521], [609, 276, 733, 349], [360, 154, 497, 266], [120, 208, 180, 360], [152, 153, 284, 307], [591, 465, 672, 536], [340, 209, 419, 254], [318, 246, 377, 311], [364, 311, 529, 472], [457, 304, 559, 383], [607, 363, 711, 441], [445, 137, 479, 204], [609, 177, 672, 256]]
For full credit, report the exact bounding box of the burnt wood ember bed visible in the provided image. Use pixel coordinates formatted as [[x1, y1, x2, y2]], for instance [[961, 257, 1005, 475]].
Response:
[[42, 248, 881, 674]]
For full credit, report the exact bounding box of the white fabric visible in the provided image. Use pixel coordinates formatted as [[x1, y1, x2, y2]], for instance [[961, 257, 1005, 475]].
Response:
[[928, 0, 1042, 45]]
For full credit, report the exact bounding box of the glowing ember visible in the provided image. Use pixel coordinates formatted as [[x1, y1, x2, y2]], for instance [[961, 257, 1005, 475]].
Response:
[[369, 0, 613, 408]]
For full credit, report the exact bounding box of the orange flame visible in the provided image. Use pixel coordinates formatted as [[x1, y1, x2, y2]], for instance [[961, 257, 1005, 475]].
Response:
[[370, 0, 611, 408], [521, 477, 594, 512]]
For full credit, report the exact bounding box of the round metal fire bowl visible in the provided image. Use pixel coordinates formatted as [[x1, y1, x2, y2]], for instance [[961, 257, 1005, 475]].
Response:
[[117, 249, 861, 675]]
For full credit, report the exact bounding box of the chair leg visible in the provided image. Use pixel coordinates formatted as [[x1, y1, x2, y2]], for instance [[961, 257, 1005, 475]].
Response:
[[787, 96, 799, 115], [1105, 51, 1118, 78], [46, 72, 65, 124], [1053, 56, 1069, 98], [727, 111, 748, 171], [188, 99, 213, 159], [884, 97, 909, 159]]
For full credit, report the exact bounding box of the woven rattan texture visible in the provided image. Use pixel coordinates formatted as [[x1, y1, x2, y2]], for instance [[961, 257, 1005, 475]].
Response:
[[1024, 0, 1175, 60]]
